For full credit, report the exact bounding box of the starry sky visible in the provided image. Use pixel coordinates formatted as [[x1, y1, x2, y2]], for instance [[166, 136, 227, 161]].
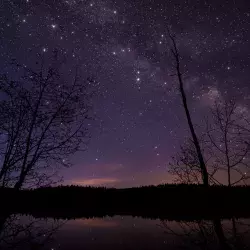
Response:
[[1, 0, 250, 187]]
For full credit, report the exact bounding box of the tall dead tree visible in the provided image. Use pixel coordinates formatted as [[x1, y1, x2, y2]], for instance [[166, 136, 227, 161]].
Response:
[[167, 29, 209, 186], [0, 57, 95, 189]]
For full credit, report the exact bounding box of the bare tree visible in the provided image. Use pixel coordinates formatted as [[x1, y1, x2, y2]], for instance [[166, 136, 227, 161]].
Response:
[[167, 28, 209, 186], [0, 56, 94, 189], [206, 100, 250, 186], [168, 137, 221, 185]]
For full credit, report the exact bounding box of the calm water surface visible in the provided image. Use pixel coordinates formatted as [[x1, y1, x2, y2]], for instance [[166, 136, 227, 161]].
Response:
[[0, 215, 250, 249]]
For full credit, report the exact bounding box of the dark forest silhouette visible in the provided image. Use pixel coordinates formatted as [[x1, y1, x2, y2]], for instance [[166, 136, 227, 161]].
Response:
[[1, 184, 250, 220]]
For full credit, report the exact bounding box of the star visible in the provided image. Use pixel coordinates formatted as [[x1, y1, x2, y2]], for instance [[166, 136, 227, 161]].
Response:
[[1, 0, 249, 189]]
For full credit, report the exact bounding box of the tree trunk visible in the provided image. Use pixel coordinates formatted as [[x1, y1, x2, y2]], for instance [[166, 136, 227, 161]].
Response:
[[168, 28, 209, 187], [178, 72, 209, 186], [14, 172, 26, 190], [228, 167, 231, 187], [213, 219, 231, 250]]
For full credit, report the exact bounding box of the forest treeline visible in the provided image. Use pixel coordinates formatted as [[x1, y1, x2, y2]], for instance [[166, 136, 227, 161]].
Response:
[[1, 184, 250, 220]]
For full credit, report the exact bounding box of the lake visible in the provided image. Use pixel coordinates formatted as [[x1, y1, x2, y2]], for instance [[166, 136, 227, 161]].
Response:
[[0, 214, 250, 249]]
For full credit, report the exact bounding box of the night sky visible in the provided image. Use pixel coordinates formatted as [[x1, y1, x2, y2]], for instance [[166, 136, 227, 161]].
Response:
[[1, 0, 250, 187]]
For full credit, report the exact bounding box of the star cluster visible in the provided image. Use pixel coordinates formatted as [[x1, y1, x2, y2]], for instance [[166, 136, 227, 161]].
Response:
[[1, 0, 250, 187]]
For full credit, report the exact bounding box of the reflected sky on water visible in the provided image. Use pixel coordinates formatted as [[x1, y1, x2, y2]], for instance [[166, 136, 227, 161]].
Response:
[[1, 215, 250, 250]]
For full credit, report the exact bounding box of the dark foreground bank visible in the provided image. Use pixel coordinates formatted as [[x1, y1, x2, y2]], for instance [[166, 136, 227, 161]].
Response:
[[1, 184, 250, 220]]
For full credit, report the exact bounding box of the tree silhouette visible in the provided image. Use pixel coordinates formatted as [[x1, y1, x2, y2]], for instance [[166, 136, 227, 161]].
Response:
[[205, 100, 250, 186], [0, 55, 94, 189], [168, 137, 220, 185], [169, 99, 250, 186], [167, 28, 209, 186]]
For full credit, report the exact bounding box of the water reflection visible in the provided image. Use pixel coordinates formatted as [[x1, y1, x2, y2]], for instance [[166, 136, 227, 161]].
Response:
[[160, 218, 250, 249], [0, 214, 64, 249], [0, 214, 249, 250]]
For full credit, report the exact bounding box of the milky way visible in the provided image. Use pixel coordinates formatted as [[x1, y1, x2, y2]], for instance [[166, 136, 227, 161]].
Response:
[[1, 0, 250, 187]]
